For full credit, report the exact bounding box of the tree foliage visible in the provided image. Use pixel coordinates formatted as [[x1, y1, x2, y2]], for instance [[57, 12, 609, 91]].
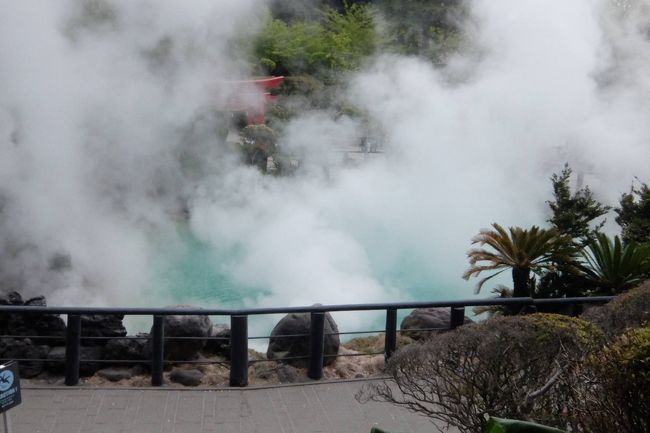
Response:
[[375, 0, 465, 63], [252, 3, 376, 80], [578, 233, 650, 295], [616, 182, 650, 245], [463, 224, 576, 298], [546, 164, 610, 241]]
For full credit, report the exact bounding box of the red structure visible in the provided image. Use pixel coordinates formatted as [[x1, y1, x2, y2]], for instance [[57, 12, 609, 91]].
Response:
[[224, 76, 284, 125]]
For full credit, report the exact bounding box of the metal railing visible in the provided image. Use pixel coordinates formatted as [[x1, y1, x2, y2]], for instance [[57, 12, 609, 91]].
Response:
[[0, 296, 614, 387]]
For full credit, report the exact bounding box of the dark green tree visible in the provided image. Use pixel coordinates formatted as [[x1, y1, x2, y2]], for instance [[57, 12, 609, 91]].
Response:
[[615, 182, 650, 244], [537, 164, 610, 299], [546, 164, 610, 242], [252, 3, 376, 79], [376, 0, 465, 63]]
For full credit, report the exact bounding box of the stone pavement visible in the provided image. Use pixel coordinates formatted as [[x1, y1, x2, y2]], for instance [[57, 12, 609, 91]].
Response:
[[7, 380, 455, 433]]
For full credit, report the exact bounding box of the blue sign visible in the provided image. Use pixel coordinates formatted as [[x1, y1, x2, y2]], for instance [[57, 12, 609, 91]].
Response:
[[0, 370, 14, 391], [0, 362, 21, 413]]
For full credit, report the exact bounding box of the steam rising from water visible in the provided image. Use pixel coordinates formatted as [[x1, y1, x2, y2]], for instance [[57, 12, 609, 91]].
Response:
[[1, 0, 649, 333]]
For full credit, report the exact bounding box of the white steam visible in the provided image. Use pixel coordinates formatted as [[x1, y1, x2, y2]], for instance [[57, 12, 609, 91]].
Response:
[[1, 0, 649, 334]]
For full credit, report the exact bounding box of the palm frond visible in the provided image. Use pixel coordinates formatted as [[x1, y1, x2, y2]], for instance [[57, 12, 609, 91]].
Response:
[[580, 233, 650, 294], [464, 223, 577, 295]]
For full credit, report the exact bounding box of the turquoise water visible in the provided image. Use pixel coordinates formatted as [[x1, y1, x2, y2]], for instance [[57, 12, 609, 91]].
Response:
[[153, 225, 267, 309], [151, 224, 467, 310], [146, 223, 470, 341]]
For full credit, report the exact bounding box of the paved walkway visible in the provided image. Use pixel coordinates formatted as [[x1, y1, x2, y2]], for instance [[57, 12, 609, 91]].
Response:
[[7, 381, 453, 433]]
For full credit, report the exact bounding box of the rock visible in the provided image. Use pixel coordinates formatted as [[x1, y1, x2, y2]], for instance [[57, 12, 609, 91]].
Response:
[[400, 307, 474, 340], [276, 365, 302, 383], [79, 346, 105, 376], [47, 346, 66, 371], [24, 296, 46, 306], [0, 338, 49, 378], [46, 345, 104, 376], [203, 325, 230, 359], [80, 315, 127, 346], [96, 367, 139, 382], [103, 334, 148, 364], [267, 311, 340, 367], [0, 292, 66, 345], [0, 291, 23, 305], [169, 368, 203, 386], [150, 307, 212, 361]]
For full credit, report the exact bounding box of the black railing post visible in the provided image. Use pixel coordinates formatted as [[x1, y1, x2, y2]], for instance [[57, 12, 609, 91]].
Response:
[[308, 311, 325, 380], [230, 315, 248, 387], [151, 315, 164, 386], [385, 308, 397, 362], [450, 307, 465, 329], [65, 314, 81, 386]]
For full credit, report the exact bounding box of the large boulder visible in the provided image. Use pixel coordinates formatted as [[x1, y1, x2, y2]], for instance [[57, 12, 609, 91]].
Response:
[[0, 337, 49, 378], [148, 306, 212, 361], [267, 311, 340, 367], [400, 307, 474, 340], [0, 291, 66, 345], [80, 314, 127, 346]]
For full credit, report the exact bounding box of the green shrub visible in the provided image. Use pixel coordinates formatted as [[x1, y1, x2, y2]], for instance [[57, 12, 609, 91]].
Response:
[[574, 325, 650, 433], [357, 314, 603, 433], [582, 281, 650, 338]]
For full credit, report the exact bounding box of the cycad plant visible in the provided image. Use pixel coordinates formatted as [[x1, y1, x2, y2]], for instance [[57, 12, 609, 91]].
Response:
[[579, 233, 650, 295], [463, 224, 577, 298]]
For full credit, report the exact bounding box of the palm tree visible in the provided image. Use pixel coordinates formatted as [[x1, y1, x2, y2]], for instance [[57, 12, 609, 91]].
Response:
[[463, 223, 576, 298], [579, 234, 650, 295]]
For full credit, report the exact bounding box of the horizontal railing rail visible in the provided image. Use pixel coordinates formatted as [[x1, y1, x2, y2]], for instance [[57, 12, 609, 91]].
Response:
[[0, 296, 615, 315], [0, 296, 614, 388]]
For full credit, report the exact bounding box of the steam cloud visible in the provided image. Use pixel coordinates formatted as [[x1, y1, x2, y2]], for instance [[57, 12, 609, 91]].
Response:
[[1, 0, 649, 333]]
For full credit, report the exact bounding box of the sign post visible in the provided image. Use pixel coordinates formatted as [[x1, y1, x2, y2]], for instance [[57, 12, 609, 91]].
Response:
[[0, 362, 21, 433]]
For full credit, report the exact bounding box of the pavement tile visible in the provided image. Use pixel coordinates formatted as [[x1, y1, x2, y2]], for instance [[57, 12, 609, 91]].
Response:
[[61, 392, 95, 410], [278, 387, 325, 433], [129, 424, 164, 433], [242, 389, 286, 433], [171, 422, 203, 433], [311, 384, 365, 433], [174, 394, 205, 423], [13, 381, 445, 433], [48, 423, 81, 433]]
